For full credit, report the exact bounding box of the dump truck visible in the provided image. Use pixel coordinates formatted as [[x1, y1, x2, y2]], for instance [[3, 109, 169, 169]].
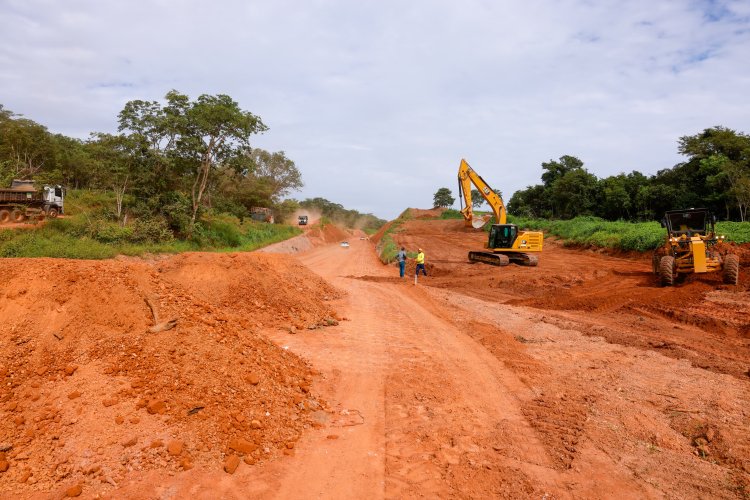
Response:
[[298, 215, 308, 225], [249, 206, 274, 223], [652, 208, 739, 286], [0, 180, 65, 224]]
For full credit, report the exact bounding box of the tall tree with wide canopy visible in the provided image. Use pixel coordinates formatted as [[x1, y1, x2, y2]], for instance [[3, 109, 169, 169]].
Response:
[[117, 90, 268, 226]]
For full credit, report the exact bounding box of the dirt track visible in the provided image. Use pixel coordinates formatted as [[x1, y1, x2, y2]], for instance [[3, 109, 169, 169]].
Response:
[[1, 218, 749, 498]]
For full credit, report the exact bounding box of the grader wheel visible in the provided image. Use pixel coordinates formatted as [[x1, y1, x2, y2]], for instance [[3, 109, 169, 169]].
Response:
[[659, 256, 675, 287], [723, 254, 740, 285], [0, 209, 10, 223], [652, 253, 661, 275]]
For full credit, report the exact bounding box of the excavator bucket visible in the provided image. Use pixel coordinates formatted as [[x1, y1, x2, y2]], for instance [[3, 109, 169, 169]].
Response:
[[471, 216, 487, 229]]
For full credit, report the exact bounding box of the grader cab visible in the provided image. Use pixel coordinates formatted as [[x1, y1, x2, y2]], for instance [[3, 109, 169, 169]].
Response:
[[653, 208, 739, 286]]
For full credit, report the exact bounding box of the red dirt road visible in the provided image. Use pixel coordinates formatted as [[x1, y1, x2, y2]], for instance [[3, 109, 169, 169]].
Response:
[[1, 218, 749, 498]]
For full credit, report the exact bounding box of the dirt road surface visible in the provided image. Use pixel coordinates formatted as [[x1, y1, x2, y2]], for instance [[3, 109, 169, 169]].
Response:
[[1, 217, 749, 498]]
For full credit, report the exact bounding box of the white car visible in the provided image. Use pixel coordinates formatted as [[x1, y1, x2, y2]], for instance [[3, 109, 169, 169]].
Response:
[[340, 241, 350, 248]]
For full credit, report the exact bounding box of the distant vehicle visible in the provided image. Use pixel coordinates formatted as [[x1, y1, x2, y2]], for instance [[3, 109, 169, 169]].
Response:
[[340, 241, 350, 248], [250, 206, 274, 223], [298, 215, 308, 225], [359, 236, 367, 240], [0, 179, 65, 223]]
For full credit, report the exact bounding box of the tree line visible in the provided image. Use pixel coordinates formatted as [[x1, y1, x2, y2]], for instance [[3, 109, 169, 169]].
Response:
[[433, 126, 750, 222], [509, 127, 750, 222], [0, 92, 305, 234]]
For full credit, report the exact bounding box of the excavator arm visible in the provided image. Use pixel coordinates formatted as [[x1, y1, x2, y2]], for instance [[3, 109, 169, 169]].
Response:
[[457, 158, 506, 228]]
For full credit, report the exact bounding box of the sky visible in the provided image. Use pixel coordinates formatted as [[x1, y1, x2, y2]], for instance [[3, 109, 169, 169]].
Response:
[[1, 0, 749, 220]]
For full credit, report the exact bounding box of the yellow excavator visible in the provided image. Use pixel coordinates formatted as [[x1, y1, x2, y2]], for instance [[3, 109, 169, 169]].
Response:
[[457, 159, 543, 266]]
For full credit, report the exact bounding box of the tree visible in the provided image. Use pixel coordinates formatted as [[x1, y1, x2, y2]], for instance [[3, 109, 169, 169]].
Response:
[[550, 168, 598, 218], [87, 133, 149, 222], [247, 149, 303, 202], [118, 90, 268, 227], [541, 155, 584, 187], [433, 187, 455, 208], [678, 126, 750, 220], [470, 189, 483, 208]]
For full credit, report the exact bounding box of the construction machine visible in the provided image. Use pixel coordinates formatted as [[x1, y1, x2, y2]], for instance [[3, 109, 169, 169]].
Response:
[[457, 159, 543, 266], [653, 208, 739, 286], [0, 180, 64, 223]]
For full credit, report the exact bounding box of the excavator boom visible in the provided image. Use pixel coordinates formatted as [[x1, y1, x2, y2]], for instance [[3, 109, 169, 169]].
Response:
[[457, 159, 506, 227]]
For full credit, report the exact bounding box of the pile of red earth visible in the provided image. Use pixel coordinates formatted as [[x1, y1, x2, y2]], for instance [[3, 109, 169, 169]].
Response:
[[0, 252, 342, 496]]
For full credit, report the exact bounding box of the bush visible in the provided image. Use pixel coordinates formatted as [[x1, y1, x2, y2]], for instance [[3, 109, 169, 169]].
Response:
[[440, 209, 464, 220], [131, 216, 173, 243]]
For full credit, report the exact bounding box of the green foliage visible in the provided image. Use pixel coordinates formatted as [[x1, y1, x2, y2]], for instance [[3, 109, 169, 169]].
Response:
[[508, 216, 750, 251], [440, 209, 464, 219], [300, 197, 385, 232], [0, 191, 300, 259], [433, 187, 455, 208], [376, 209, 413, 263], [716, 221, 750, 244], [509, 127, 750, 223]]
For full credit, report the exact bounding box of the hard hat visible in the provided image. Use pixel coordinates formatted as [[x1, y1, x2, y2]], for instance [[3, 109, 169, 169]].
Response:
[[418, 248, 423, 252]]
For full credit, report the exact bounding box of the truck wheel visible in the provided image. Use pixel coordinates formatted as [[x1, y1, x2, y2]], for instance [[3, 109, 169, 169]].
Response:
[[11, 209, 24, 222], [659, 256, 675, 287], [47, 208, 59, 219], [0, 209, 10, 223], [723, 254, 739, 285]]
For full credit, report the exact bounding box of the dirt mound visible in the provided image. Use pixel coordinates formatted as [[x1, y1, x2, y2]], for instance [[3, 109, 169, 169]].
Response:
[[407, 208, 445, 219], [0, 252, 342, 497]]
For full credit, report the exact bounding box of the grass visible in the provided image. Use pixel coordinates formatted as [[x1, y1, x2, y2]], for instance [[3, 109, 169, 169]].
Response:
[[506, 215, 750, 252], [0, 190, 301, 259], [376, 208, 414, 263]]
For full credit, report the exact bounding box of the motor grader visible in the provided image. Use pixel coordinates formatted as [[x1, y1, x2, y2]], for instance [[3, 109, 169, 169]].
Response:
[[652, 208, 739, 286]]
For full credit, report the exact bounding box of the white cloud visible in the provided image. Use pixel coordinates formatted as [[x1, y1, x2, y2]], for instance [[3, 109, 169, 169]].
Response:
[[1, 0, 748, 218]]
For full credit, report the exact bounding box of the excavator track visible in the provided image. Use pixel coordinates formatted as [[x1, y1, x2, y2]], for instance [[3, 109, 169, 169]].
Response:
[[468, 251, 538, 267], [468, 251, 510, 266]]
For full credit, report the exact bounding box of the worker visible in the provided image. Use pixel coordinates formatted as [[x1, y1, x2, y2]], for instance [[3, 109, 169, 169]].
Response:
[[415, 248, 427, 277], [396, 247, 408, 278]]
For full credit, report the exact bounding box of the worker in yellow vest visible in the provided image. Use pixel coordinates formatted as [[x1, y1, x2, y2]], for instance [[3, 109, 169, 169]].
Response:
[[415, 248, 427, 277]]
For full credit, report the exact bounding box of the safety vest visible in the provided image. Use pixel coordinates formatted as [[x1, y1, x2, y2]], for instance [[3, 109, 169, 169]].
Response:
[[416, 252, 425, 264]]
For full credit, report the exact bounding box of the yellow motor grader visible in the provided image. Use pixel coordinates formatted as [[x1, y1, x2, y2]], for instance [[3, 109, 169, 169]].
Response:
[[652, 208, 739, 286]]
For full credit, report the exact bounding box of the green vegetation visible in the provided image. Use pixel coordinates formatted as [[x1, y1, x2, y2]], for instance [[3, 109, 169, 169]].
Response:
[[439, 209, 464, 219], [509, 127, 750, 223], [433, 187, 455, 208], [1, 93, 302, 238], [0, 190, 300, 259], [376, 209, 413, 263], [300, 197, 385, 232], [507, 215, 750, 252]]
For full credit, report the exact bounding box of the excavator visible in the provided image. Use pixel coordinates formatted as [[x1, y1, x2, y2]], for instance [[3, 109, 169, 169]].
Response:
[[457, 159, 543, 266]]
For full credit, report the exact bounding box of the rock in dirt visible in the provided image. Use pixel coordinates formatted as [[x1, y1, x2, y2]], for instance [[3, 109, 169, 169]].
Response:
[[0, 460, 9, 472], [146, 400, 166, 415], [229, 438, 257, 454], [167, 440, 183, 456], [65, 483, 83, 497], [224, 454, 241, 474], [122, 436, 138, 448]]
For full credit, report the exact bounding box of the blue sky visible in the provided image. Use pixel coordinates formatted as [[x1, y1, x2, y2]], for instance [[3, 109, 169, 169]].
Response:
[[1, 0, 749, 219]]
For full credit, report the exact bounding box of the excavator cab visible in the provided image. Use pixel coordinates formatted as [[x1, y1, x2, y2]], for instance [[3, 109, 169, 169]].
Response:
[[489, 224, 518, 249]]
